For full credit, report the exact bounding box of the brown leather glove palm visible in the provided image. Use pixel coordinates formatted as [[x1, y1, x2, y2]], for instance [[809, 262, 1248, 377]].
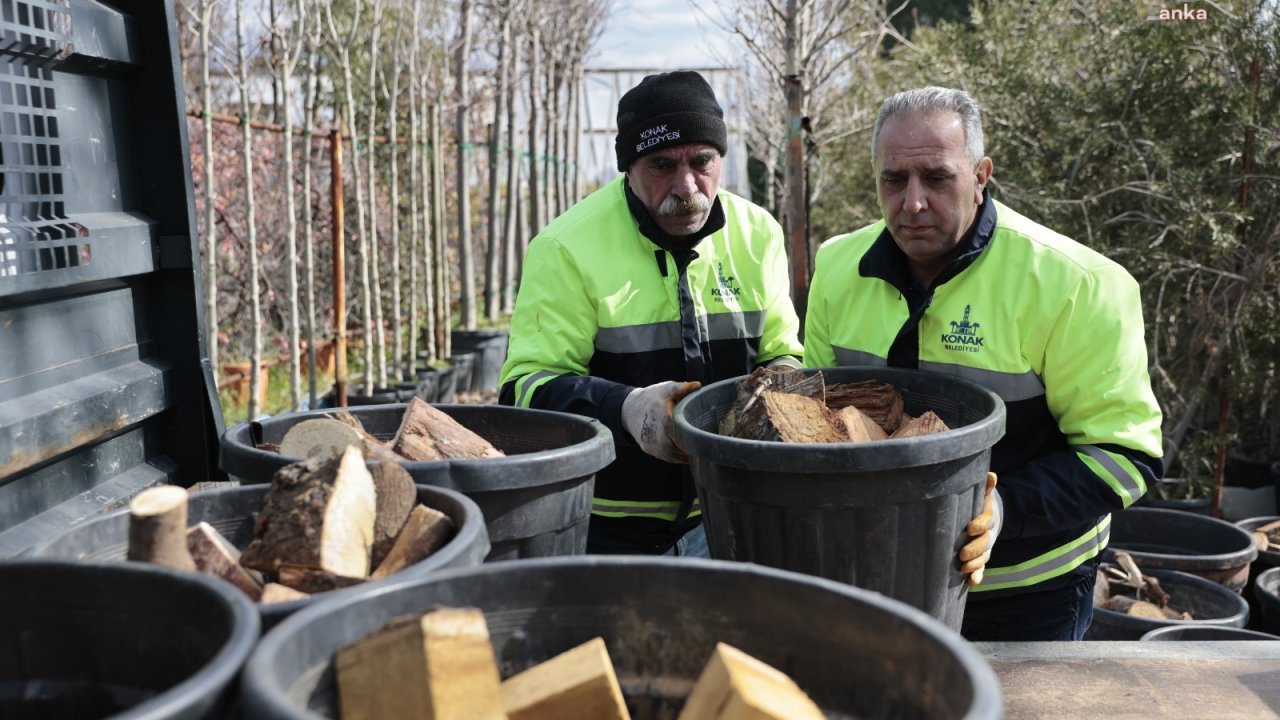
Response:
[[960, 472, 1002, 586]]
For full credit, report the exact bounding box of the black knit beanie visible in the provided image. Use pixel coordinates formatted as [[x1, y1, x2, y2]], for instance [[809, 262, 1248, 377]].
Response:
[[615, 71, 728, 172]]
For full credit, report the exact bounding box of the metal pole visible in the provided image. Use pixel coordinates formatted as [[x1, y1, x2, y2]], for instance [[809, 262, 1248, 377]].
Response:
[[331, 128, 348, 407]]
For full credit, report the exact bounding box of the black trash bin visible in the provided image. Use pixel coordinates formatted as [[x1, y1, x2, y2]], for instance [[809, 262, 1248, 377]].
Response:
[[240, 557, 1002, 720], [26, 484, 489, 630], [451, 328, 510, 392], [673, 366, 1005, 630], [220, 405, 615, 561], [0, 561, 258, 720]]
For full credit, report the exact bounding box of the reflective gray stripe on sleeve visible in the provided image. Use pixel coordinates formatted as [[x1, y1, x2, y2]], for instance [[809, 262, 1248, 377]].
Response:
[[515, 370, 560, 408], [1080, 444, 1146, 501], [595, 311, 765, 353], [972, 516, 1111, 592], [833, 346, 886, 366], [919, 361, 1045, 402]]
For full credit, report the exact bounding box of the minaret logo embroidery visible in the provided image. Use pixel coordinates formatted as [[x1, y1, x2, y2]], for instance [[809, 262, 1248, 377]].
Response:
[[712, 262, 742, 302], [941, 304, 984, 353]]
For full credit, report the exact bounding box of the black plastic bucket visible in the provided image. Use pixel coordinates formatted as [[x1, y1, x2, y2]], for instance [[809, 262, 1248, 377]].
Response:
[[1234, 516, 1280, 630], [673, 366, 1005, 630], [220, 405, 615, 561], [1141, 625, 1276, 641], [25, 484, 488, 630], [451, 328, 509, 392], [344, 386, 401, 406], [449, 352, 475, 394], [1106, 507, 1258, 592], [432, 365, 457, 403], [240, 557, 1002, 720], [1086, 566, 1249, 640], [0, 560, 258, 720], [1253, 567, 1280, 633], [412, 371, 439, 404]]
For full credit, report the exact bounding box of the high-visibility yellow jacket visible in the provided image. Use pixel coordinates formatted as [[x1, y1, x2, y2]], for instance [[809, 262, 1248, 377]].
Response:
[[500, 176, 803, 552], [805, 194, 1163, 596]]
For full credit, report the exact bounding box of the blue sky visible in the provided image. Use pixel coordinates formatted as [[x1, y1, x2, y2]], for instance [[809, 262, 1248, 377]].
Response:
[[590, 0, 736, 70]]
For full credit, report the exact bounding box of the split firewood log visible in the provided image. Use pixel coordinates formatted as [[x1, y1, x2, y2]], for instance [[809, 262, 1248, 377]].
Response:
[[371, 504, 456, 579], [127, 485, 197, 572], [240, 445, 377, 579], [369, 462, 417, 568], [186, 521, 264, 600], [391, 396, 505, 461], [719, 367, 825, 439], [278, 417, 402, 463], [888, 411, 950, 439], [760, 391, 847, 444], [260, 583, 310, 604], [276, 565, 367, 594], [825, 380, 904, 434], [836, 405, 889, 443]]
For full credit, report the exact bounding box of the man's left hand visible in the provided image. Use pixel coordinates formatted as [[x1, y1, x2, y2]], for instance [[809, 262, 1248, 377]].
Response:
[[960, 472, 1002, 586]]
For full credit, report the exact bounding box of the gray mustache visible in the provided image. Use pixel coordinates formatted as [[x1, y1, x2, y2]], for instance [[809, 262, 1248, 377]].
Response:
[[659, 192, 712, 216]]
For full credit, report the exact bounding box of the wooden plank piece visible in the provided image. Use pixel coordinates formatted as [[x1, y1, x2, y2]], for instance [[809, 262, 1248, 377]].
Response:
[[370, 503, 456, 579], [337, 607, 507, 720], [501, 637, 629, 720], [186, 521, 263, 600], [677, 642, 824, 720]]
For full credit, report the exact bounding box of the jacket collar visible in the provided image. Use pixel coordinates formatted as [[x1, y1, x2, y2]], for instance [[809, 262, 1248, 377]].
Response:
[[624, 178, 727, 255], [859, 188, 998, 293]]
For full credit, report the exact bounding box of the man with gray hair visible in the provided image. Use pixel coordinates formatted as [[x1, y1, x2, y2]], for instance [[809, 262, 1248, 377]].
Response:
[[804, 86, 1164, 640]]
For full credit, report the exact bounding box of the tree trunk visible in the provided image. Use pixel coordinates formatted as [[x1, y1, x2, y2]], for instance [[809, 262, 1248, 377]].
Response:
[[501, 22, 522, 316], [275, 0, 302, 411], [485, 2, 510, 324], [406, 0, 422, 374], [367, 0, 387, 388], [236, 0, 262, 420], [455, 0, 476, 331], [527, 24, 544, 240], [199, 0, 217, 373], [388, 15, 405, 383], [783, 0, 809, 316], [302, 8, 320, 408], [431, 102, 450, 359]]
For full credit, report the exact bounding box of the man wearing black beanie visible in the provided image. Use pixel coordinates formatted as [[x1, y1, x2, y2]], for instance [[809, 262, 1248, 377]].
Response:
[[499, 70, 804, 556]]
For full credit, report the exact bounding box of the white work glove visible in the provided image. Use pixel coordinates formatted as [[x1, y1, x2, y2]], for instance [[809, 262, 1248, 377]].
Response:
[[960, 472, 1003, 586], [621, 380, 701, 464]]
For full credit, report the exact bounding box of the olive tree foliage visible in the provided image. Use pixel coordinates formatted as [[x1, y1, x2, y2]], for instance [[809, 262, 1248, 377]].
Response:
[[815, 0, 1280, 476]]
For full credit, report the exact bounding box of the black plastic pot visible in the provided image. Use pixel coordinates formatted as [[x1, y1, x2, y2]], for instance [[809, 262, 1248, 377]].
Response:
[[433, 365, 457, 403], [241, 557, 1002, 720], [0, 560, 258, 720], [1253, 566, 1280, 633], [673, 366, 1006, 631], [450, 328, 510, 392], [412, 371, 439, 405], [1141, 625, 1276, 641], [25, 484, 488, 630], [448, 352, 475, 394], [344, 385, 401, 406], [1106, 507, 1258, 592], [1087, 566, 1249, 640], [221, 405, 614, 561], [1133, 479, 1212, 515]]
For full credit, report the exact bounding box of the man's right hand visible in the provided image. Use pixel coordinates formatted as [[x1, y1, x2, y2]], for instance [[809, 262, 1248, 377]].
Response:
[[621, 381, 701, 463]]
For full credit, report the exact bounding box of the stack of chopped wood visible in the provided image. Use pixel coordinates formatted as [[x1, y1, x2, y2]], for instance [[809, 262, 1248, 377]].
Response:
[[718, 367, 950, 444], [272, 396, 506, 462], [1093, 552, 1194, 621], [336, 608, 825, 720], [123, 400, 492, 603]]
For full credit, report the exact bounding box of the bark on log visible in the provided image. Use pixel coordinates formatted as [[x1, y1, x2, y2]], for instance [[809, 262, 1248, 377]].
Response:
[[825, 381, 904, 434], [720, 367, 825, 439], [371, 504, 455, 579], [370, 461, 417, 568], [761, 391, 846, 444], [127, 485, 197, 571], [186, 521, 264, 600], [240, 445, 377, 578], [278, 417, 401, 463], [391, 396, 505, 460]]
